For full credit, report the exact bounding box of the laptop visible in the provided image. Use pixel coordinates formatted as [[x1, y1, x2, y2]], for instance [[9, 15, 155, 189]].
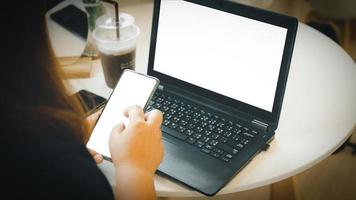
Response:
[[146, 0, 298, 196]]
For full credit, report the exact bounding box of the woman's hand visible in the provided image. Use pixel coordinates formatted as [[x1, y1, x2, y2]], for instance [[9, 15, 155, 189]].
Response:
[[109, 105, 163, 200], [109, 105, 164, 175], [88, 149, 103, 164]]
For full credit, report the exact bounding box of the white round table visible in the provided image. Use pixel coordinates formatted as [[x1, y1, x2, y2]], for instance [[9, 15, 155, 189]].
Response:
[[67, 1, 356, 198]]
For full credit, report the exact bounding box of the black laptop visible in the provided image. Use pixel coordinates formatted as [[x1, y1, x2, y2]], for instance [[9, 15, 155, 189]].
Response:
[[146, 0, 298, 196]]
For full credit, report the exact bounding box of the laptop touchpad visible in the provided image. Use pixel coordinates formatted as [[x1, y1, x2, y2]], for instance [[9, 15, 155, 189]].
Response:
[[158, 139, 234, 195]]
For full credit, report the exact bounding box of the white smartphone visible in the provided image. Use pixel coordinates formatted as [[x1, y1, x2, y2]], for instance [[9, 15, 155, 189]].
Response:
[[87, 69, 159, 159]]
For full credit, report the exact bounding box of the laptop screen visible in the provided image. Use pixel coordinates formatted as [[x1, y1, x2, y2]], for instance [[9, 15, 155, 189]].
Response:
[[153, 0, 288, 112]]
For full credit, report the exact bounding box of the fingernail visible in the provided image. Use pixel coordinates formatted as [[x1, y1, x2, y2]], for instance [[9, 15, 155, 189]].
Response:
[[94, 154, 102, 162]]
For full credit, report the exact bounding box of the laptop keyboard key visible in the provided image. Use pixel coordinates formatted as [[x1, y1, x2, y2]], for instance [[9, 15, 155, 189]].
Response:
[[201, 148, 211, 154], [187, 137, 196, 144], [195, 141, 205, 148], [209, 140, 219, 146], [203, 130, 212, 136], [210, 152, 221, 158], [232, 148, 239, 154], [184, 129, 194, 136], [168, 123, 178, 129], [219, 137, 228, 143], [162, 119, 170, 126], [177, 126, 186, 133], [225, 154, 233, 159], [204, 144, 213, 150], [193, 133, 202, 139], [236, 143, 244, 149], [243, 132, 254, 138], [201, 136, 210, 143], [213, 147, 224, 155]]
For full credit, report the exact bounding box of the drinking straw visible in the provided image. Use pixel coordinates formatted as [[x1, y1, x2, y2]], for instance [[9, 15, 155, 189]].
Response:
[[100, 0, 120, 39]]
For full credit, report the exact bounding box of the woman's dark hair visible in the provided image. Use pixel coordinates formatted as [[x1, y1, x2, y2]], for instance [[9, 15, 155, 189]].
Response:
[[1, 1, 89, 142]]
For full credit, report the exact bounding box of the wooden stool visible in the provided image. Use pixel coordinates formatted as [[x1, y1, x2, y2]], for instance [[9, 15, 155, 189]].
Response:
[[58, 56, 93, 79]]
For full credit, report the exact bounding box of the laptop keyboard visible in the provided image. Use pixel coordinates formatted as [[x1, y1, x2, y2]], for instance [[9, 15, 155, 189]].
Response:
[[146, 91, 260, 163]]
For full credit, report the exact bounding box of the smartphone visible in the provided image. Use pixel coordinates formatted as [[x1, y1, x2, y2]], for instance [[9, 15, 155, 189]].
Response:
[[50, 5, 88, 40], [73, 90, 107, 116], [87, 69, 160, 159]]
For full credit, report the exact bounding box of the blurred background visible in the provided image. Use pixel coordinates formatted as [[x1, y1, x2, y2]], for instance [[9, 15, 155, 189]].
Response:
[[234, 0, 356, 61]]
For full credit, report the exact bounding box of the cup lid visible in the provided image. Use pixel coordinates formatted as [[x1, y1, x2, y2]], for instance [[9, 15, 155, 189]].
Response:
[[95, 13, 135, 29]]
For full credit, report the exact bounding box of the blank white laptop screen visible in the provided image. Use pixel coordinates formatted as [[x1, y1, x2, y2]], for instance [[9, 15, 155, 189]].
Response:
[[154, 0, 288, 112]]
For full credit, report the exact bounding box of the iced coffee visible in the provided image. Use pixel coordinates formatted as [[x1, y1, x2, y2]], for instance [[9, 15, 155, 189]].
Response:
[[93, 14, 140, 88]]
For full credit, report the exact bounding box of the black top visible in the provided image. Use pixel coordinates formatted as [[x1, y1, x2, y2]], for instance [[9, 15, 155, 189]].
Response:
[[2, 124, 115, 200]]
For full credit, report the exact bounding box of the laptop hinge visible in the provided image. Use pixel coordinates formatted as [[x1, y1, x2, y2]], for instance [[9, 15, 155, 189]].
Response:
[[251, 119, 269, 131]]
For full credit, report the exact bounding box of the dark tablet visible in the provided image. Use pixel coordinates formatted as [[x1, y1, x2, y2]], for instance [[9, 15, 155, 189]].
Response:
[[50, 5, 88, 40]]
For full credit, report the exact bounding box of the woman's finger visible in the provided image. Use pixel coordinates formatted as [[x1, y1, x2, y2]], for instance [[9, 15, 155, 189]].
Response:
[[146, 109, 163, 127], [93, 154, 103, 164], [88, 149, 104, 164], [112, 123, 126, 134], [124, 105, 145, 122]]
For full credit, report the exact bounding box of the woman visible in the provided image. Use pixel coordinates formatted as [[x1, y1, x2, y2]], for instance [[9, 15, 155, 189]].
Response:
[[1, 1, 163, 200]]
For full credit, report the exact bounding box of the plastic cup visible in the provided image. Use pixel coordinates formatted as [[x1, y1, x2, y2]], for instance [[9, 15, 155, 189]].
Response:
[[93, 13, 140, 88]]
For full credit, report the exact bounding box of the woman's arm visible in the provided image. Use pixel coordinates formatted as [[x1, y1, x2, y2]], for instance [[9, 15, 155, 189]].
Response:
[[115, 165, 156, 199], [109, 106, 163, 200]]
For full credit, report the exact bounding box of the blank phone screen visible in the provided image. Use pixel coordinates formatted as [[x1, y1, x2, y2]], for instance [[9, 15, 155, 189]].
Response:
[[87, 70, 159, 158]]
